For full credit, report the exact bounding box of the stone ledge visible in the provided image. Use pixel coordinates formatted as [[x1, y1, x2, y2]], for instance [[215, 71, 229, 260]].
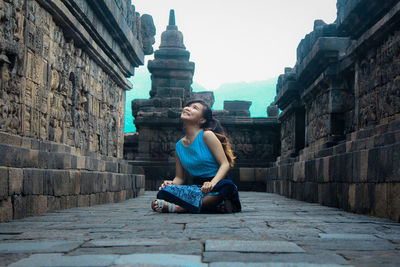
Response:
[[344, 1, 400, 59], [337, 0, 399, 38], [296, 37, 350, 86], [36, 0, 138, 89]]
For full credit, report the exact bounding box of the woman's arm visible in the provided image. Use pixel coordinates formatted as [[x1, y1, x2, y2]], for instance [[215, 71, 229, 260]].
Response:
[[172, 152, 185, 185], [160, 151, 184, 189], [202, 130, 230, 193]]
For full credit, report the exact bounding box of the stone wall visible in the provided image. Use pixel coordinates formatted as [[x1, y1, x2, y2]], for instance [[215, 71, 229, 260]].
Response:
[[262, 0, 400, 222], [0, 0, 154, 222]]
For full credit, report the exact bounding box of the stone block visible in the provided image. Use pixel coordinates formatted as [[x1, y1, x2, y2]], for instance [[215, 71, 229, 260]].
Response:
[[89, 193, 98, 206], [120, 189, 127, 200], [66, 195, 78, 209], [98, 160, 106, 172], [47, 196, 61, 211], [70, 170, 81, 195], [378, 145, 393, 182], [80, 171, 95, 194], [106, 192, 115, 203], [336, 183, 350, 211], [239, 168, 255, 182], [374, 183, 388, 218], [12, 195, 26, 219], [92, 172, 102, 193], [25, 195, 48, 217], [348, 184, 356, 212], [390, 143, 400, 182], [170, 97, 182, 108], [126, 174, 134, 189], [97, 192, 107, 204], [305, 159, 316, 182], [136, 174, 145, 189], [359, 149, 369, 182], [0, 144, 18, 167], [323, 157, 330, 182], [367, 147, 379, 182], [50, 170, 72, 196], [205, 240, 305, 253], [0, 132, 20, 146], [105, 161, 118, 172], [110, 173, 119, 191], [224, 101, 252, 112], [293, 182, 304, 200], [8, 168, 23, 195], [118, 163, 128, 174], [43, 170, 54, 195], [116, 254, 204, 266], [0, 197, 13, 222], [387, 183, 400, 222], [126, 188, 134, 199], [19, 149, 39, 168], [318, 183, 338, 208], [304, 182, 318, 202], [85, 157, 99, 171], [23, 168, 44, 195], [113, 191, 121, 202], [267, 166, 277, 181], [254, 168, 267, 182], [37, 151, 49, 169], [357, 184, 372, 213], [10, 254, 118, 267], [97, 172, 107, 192], [0, 167, 9, 200], [76, 156, 86, 169], [77, 195, 89, 207]]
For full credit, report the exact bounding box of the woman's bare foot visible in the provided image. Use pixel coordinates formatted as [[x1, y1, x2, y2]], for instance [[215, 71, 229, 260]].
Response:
[[151, 199, 185, 213]]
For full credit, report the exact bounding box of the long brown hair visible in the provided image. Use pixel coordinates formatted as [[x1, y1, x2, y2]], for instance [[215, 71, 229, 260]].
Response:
[[184, 99, 236, 167]]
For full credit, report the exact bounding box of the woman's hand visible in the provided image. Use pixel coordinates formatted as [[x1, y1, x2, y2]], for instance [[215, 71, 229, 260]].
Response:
[[159, 180, 174, 190], [201, 181, 215, 194]]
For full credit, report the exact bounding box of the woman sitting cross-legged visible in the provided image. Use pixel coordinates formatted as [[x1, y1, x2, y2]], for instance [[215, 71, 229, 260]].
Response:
[[151, 99, 241, 213]]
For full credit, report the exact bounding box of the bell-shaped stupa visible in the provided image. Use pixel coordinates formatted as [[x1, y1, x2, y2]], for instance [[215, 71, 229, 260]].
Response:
[[147, 10, 195, 100]]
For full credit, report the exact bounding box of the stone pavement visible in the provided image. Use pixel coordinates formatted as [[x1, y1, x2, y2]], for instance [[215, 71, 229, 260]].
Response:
[[0, 191, 399, 266]]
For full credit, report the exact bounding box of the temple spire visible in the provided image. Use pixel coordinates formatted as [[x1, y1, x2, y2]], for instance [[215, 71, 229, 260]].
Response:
[[166, 9, 178, 31], [169, 9, 175, 26]]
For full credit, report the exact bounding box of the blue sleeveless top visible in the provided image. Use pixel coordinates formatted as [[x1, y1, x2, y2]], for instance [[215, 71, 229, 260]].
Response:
[[175, 130, 220, 178]]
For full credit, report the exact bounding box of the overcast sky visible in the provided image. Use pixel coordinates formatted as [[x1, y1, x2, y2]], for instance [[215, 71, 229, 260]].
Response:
[[132, 0, 338, 89]]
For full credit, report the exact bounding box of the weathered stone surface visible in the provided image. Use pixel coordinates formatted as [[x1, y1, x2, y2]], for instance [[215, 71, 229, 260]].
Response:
[[205, 240, 305, 253], [209, 263, 348, 267], [263, 0, 400, 223], [115, 254, 206, 266], [0, 241, 82, 253], [0, 167, 8, 199], [0, 0, 150, 222], [8, 168, 23, 195], [2, 191, 400, 265], [0, 197, 13, 221], [8, 254, 117, 267]]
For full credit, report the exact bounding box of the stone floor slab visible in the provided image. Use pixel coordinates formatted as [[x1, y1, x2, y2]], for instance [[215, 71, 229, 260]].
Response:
[[8, 254, 117, 267], [209, 263, 353, 267], [114, 253, 207, 266], [205, 240, 305, 253], [0, 241, 82, 253], [318, 233, 378, 240], [202, 252, 350, 264]]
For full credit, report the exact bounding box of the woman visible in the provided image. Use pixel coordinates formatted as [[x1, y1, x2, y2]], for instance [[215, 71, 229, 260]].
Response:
[[151, 99, 241, 213]]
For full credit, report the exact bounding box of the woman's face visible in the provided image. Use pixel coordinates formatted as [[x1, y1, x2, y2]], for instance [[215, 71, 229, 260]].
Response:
[[181, 102, 206, 123]]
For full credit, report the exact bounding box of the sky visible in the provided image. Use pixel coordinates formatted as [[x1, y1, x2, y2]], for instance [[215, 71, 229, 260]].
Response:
[[131, 0, 338, 90]]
